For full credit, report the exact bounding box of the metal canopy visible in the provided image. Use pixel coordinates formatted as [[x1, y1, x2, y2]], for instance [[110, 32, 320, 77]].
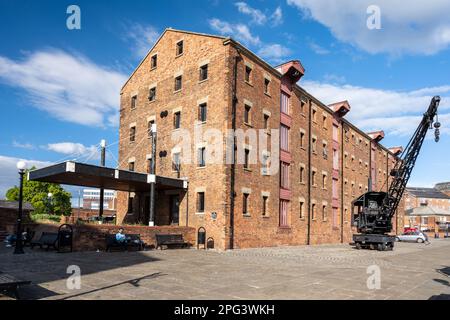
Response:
[[28, 161, 187, 192]]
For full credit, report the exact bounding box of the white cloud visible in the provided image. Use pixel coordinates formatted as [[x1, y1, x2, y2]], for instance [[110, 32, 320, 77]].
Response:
[[0, 50, 127, 127], [209, 18, 261, 46], [13, 141, 36, 150], [258, 44, 291, 63], [302, 80, 450, 137], [235, 2, 267, 25], [287, 0, 450, 55], [270, 7, 283, 26], [122, 23, 160, 59], [46, 142, 100, 160], [0, 155, 53, 199], [308, 41, 330, 55]]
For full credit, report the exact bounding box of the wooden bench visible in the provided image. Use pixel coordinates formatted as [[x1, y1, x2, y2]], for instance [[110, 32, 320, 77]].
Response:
[[0, 272, 31, 300], [105, 234, 144, 252], [30, 232, 58, 251], [155, 234, 189, 250]]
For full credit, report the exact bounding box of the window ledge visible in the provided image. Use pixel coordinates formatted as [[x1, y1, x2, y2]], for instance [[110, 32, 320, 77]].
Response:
[[150, 67, 157, 71], [264, 92, 271, 98], [245, 81, 253, 87], [196, 166, 206, 170], [173, 89, 182, 94], [243, 214, 251, 218], [175, 53, 184, 58], [148, 99, 156, 104], [262, 215, 270, 219], [199, 79, 209, 84], [244, 168, 252, 172], [195, 212, 205, 215], [244, 122, 253, 128]]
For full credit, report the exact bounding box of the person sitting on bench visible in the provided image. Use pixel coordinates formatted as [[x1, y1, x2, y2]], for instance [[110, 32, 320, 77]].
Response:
[[115, 228, 126, 243]]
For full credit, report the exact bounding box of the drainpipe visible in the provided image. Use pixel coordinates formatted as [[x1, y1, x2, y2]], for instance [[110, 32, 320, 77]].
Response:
[[229, 49, 241, 250], [340, 124, 344, 243], [99, 139, 106, 220], [307, 99, 312, 245]]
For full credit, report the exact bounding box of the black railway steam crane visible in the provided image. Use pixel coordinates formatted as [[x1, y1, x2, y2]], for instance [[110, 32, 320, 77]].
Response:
[[352, 96, 441, 251]]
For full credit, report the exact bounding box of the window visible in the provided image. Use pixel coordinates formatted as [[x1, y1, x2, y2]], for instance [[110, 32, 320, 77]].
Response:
[[198, 103, 207, 122], [264, 113, 269, 129], [196, 192, 205, 213], [332, 125, 339, 141], [264, 78, 270, 94], [312, 137, 317, 153], [262, 195, 268, 216], [176, 40, 184, 56], [299, 201, 305, 219], [172, 153, 181, 172], [149, 87, 156, 102], [174, 75, 182, 91], [244, 104, 251, 124], [300, 98, 306, 114], [280, 200, 289, 227], [131, 95, 137, 109], [281, 125, 289, 151], [322, 141, 328, 159], [322, 173, 327, 189], [197, 147, 206, 167], [311, 203, 316, 220], [174, 111, 181, 129], [243, 193, 249, 215], [244, 148, 250, 169], [300, 131, 305, 149], [333, 149, 339, 170], [312, 169, 317, 186], [151, 54, 157, 69], [127, 197, 133, 213], [322, 205, 327, 221], [280, 162, 290, 189], [148, 120, 155, 138], [300, 166, 305, 183], [281, 93, 290, 114], [262, 152, 270, 175], [323, 115, 327, 127], [332, 178, 338, 198], [128, 161, 135, 172], [199, 64, 208, 81], [245, 65, 252, 83], [332, 208, 338, 228], [312, 108, 317, 122], [129, 126, 136, 142]]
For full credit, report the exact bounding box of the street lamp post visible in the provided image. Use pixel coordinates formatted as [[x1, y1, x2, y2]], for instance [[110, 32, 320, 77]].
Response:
[[47, 192, 53, 214], [14, 161, 27, 255]]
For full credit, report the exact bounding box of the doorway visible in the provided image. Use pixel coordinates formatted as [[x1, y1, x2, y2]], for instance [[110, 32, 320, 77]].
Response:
[[169, 195, 180, 225]]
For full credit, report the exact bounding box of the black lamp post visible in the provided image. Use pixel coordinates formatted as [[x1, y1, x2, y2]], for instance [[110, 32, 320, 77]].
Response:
[[14, 160, 27, 255]]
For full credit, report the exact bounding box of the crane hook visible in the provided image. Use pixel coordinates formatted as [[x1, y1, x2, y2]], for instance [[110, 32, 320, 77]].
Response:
[[434, 121, 441, 142]]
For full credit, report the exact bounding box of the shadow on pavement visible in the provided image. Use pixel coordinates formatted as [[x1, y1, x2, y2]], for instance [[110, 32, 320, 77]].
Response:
[[0, 246, 163, 300], [59, 272, 166, 300]]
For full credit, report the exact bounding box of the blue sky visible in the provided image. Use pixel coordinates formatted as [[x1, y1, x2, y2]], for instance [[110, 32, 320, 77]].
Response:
[[0, 0, 449, 199]]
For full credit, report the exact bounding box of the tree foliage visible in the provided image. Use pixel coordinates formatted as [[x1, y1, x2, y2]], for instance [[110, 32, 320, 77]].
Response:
[[5, 167, 72, 216]]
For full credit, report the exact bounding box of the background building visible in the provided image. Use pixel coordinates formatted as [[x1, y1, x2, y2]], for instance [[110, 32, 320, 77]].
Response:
[[82, 189, 117, 210], [117, 28, 405, 249], [404, 184, 450, 233]]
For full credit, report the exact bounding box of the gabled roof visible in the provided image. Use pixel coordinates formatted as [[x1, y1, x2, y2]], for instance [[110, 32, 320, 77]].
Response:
[[121, 28, 228, 92], [406, 187, 450, 199], [367, 131, 385, 142], [406, 206, 450, 216]]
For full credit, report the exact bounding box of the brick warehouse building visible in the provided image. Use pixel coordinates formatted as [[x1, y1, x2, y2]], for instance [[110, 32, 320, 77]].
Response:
[[116, 28, 404, 250]]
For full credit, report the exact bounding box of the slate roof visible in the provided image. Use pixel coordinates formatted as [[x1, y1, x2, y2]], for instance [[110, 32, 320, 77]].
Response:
[[406, 187, 450, 199]]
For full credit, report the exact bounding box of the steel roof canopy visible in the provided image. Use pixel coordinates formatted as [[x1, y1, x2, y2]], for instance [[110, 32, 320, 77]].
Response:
[[28, 161, 187, 192]]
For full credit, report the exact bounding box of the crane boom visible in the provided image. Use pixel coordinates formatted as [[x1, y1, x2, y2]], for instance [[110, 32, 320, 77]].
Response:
[[386, 96, 441, 219]]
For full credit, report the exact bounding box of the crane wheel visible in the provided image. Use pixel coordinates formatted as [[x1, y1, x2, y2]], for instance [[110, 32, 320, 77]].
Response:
[[377, 244, 386, 251], [355, 243, 362, 250]]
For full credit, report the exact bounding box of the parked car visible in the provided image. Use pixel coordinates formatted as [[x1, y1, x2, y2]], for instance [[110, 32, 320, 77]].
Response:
[[396, 231, 428, 243]]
